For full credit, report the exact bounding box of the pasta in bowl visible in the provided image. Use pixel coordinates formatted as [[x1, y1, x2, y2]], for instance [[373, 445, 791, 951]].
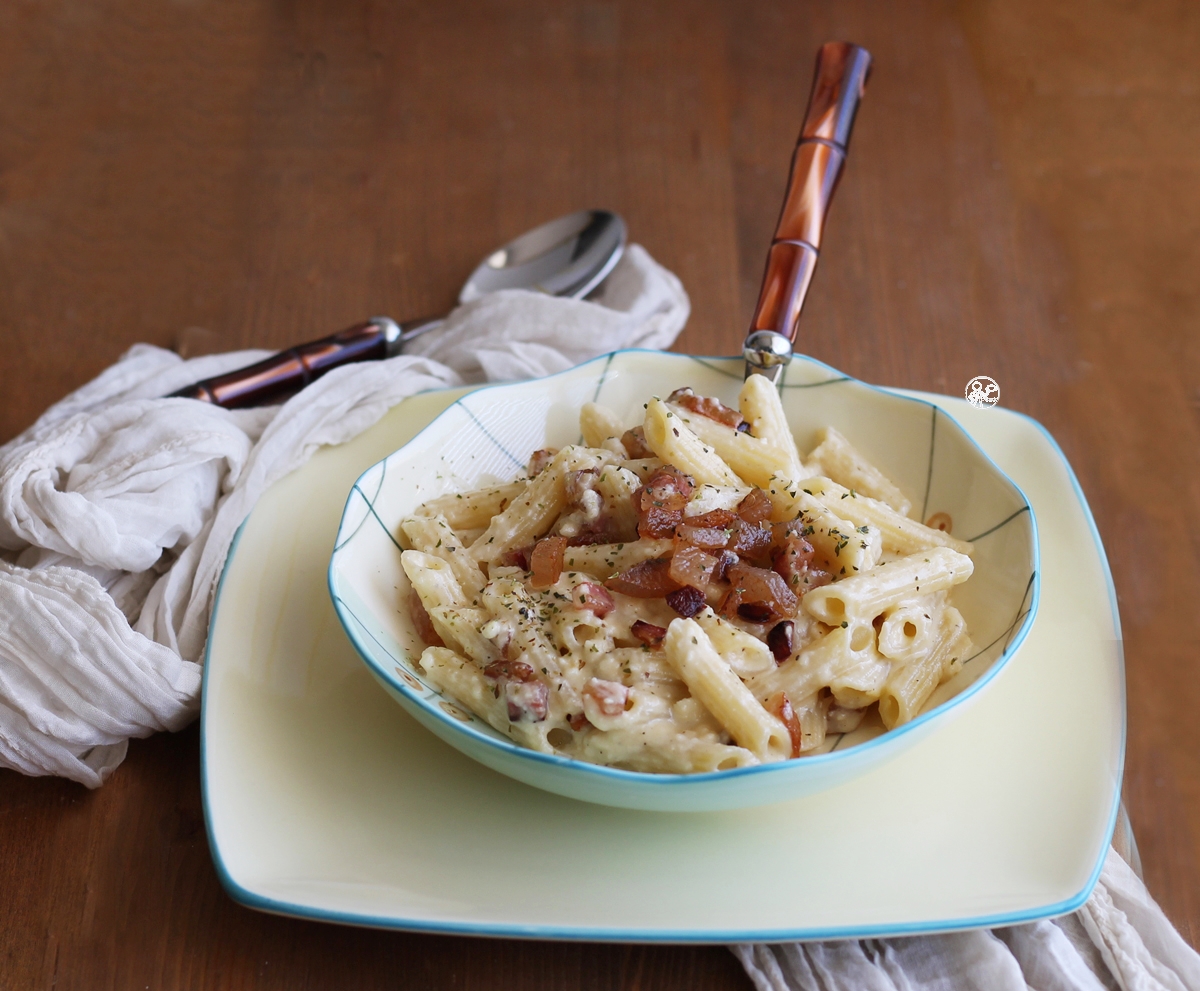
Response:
[[328, 350, 1038, 811]]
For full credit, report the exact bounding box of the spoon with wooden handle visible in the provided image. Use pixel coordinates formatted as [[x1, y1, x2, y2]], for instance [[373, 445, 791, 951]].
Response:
[[168, 209, 626, 408]]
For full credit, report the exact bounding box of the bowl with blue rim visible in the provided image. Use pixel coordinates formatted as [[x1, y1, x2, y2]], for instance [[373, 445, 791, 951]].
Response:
[[327, 349, 1038, 812]]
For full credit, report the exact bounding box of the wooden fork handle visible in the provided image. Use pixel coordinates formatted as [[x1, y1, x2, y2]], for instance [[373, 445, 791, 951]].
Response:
[[747, 42, 872, 348]]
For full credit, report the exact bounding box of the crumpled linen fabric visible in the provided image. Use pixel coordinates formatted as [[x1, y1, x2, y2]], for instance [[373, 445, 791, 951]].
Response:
[[0, 243, 688, 787], [734, 848, 1200, 991]]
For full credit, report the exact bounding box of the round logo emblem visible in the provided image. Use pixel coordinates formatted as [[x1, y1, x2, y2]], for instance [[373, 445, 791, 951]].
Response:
[[965, 375, 1000, 408]]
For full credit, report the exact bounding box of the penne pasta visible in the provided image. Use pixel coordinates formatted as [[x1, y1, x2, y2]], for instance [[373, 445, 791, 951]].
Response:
[[560, 539, 673, 579], [694, 607, 776, 677], [663, 618, 791, 762], [469, 446, 603, 564], [876, 594, 943, 663], [800, 475, 974, 556], [580, 401, 626, 448], [643, 398, 746, 488], [667, 376, 805, 494], [415, 481, 529, 530], [801, 547, 973, 626], [392, 383, 978, 774], [878, 606, 972, 729], [807, 427, 912, 517], [401, 514, 486, 596]]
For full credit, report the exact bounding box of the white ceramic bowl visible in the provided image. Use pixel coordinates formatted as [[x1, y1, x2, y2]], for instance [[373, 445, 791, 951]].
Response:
[[327, 350, 1038, 811]]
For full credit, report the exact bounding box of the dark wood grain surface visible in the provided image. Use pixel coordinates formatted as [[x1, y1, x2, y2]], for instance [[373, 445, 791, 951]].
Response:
[[2, 1, 1197, 987]]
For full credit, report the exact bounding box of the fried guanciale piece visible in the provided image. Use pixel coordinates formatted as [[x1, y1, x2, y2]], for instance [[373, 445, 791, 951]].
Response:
[[719, 562, 798, 623], [620, 425, 654, 459], [668, 543, 719, 588], [572, 581, 614, 618], [665, 585, 706, 618], [767, 620, 794, 662], [409, 590, 444, 648], [527, 448, 558, 477], [630, 619, 668, 646], [766, 691, 803, 758], [606, 557, 682, 598], [529, 535, 567, 590], [735, 487, 774, 524], [667, 387, 747, 430]]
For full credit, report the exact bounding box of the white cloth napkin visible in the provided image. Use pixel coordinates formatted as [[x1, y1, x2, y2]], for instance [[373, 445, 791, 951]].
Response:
[[1, 242, 1196, 990], [736, 847, 1200, 991], [0, 243, 687, 787]]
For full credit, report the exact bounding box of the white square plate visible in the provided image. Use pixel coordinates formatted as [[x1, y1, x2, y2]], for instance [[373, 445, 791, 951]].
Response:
[[201, 360, 1123, 941]]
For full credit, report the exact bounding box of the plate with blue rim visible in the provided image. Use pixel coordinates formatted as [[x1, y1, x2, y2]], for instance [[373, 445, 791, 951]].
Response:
[[326, 350, 1039, 812], [202, 350, 1122, 940]]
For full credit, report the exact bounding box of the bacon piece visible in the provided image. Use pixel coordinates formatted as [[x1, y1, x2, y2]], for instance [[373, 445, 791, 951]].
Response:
[[566, 527, 620, 547], [409, 590, 443, 648], [798, 567, 833, 593], [766, 691, 803, 758], [772, 535, 816, 585], [712, 549, 739, 582], [621, 426, 653, 459], [767, 620, 794, 662], [527, 448, 557, 477], [668, 543, 719, 588], [770, 533, 834, 595], [719, 562, 798, 623], [557, 469, 635, 546], [734, 601, 775, 623], [529, 535, 567, 590], [638, 465, 695, 512], [632, 465, 695, 540], [605, 557, 682, 598], [564, 468, 599, 502], [584, 678, 630, 716], [676, 523, 731, 550], [667, 387, 746, 429], [568, 711, 590, 731], [736, 488, 774, 524], [484, 659, 537, 682], [637, 506, 682, 539], [680, 508, 769, 562], [726, 518, 773, 563], [505, 680, 549, 722], [484, 660, 548, 721], [573, 581, 614, 618], [501, 545, 532, 570], [630, 620, 667, 646], [688, 508, 736, 529], [666, 585, 706, 618]]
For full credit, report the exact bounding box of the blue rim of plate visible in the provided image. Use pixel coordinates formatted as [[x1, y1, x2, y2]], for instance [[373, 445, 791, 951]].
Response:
[[198, 351, 1126, 942], [327, 351, 1041, 791]]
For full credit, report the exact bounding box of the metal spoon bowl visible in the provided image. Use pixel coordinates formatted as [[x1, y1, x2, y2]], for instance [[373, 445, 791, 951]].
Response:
[[460, 209, 625, 303]]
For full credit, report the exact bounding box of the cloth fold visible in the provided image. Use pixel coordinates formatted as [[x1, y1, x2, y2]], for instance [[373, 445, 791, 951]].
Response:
[[1, 241, 1196, 990], [0, 243, 686, 786], [735, 848, 1200, 991]]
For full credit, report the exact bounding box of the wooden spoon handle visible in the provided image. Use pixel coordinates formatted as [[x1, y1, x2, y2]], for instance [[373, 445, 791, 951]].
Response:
[[747, 42, 872, 349], [167, 317, 400, 408]]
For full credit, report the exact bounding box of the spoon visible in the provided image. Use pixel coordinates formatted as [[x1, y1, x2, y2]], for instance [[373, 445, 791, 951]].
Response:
[[169, 209, 627, 408]]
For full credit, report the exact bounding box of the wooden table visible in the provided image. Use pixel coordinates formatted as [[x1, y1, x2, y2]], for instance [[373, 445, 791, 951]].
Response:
[[2, 1, 1197, 986]]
